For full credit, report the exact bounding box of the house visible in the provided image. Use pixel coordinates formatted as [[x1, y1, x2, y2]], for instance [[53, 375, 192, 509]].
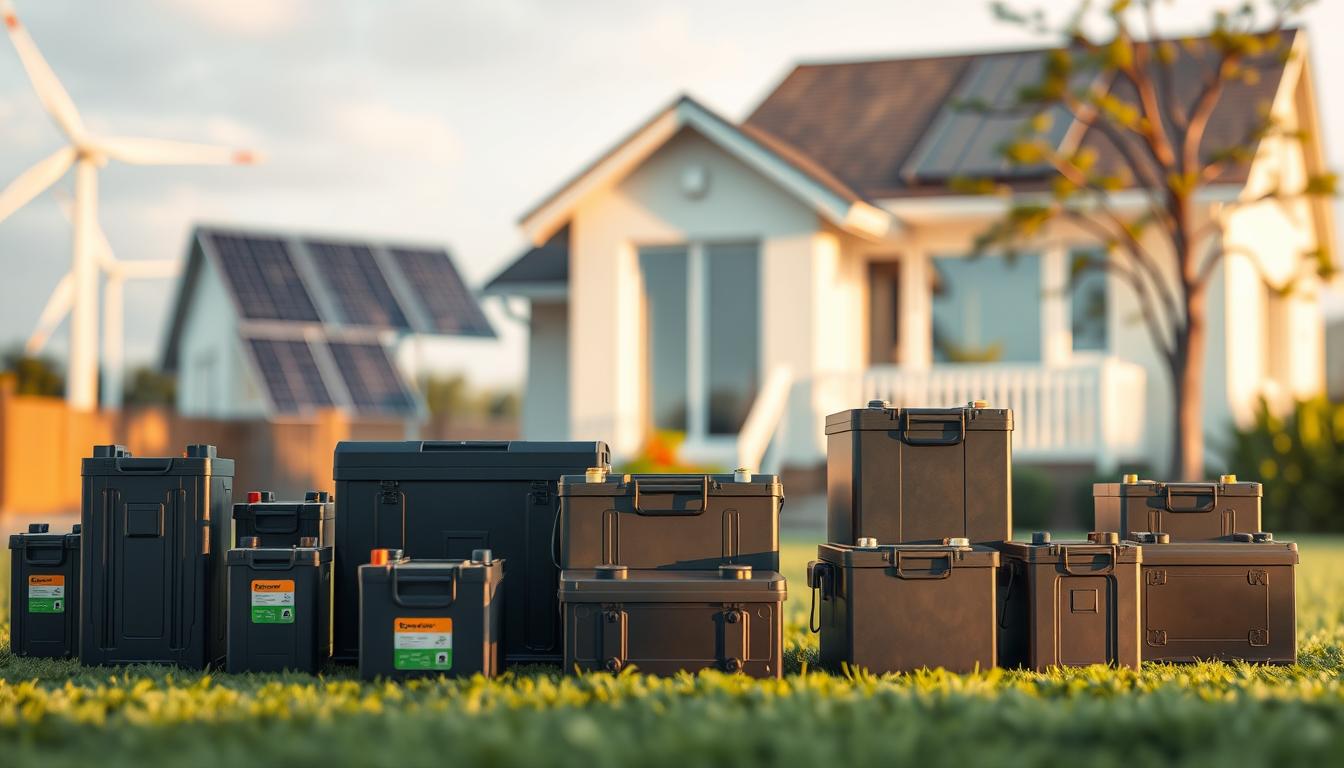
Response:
[[163, 225, 494, 420], [484, 32, 1336, 474]]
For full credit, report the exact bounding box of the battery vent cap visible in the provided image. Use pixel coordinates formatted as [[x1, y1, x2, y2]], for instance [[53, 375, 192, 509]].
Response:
[[720, 564, 753, 580], [584, 467, 608, 483], [1232, 532, 1255, 542], [1031, 531, 1051, 545], [471, 548, 493, 564], [298, 536, 319, 548], [968, 400, 989, 408], [1220, 474, 1238, 484], [867, 399, 890, 409], [1252, 531, 1274, 543], [1122, 474, 1140, 484], [595, 564, 628, 580], [856, 537, 879, 548], [369, 548, 403, 565], [1088, 531, 1120, 545], [943, 537, 971, 548], [27, 523, 49, 534], [733, 467, 753, 483]]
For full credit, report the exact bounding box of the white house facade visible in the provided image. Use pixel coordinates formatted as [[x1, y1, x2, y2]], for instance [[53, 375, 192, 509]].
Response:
[[485, 35, 1335, 474]]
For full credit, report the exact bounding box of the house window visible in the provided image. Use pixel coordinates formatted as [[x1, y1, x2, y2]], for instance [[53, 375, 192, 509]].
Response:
[[639, 242, 760, 438], [932, 253, 1042, 362], [1070, 251, 1109, 353]]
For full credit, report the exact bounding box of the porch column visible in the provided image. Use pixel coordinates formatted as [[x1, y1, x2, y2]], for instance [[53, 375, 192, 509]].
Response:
[[1042, 244, 1072, 367], [899, 249, 932, 369]]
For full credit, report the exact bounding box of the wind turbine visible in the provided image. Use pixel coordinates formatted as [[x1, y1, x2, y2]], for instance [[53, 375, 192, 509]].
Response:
[[24, 194, 181, 409], [0, 0, 260, 411]]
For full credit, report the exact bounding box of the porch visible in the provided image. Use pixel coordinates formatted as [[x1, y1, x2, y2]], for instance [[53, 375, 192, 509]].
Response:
[[705, 357, 1148, 473]]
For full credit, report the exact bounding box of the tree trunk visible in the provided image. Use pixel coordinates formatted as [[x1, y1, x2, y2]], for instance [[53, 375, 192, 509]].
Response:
[[1170, 289, 1206, 481]]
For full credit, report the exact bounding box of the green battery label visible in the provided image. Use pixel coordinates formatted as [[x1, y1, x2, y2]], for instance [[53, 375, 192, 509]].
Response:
[[394, 618, 452, 670], [28, 574, 65, 613], [251, 579, 295, 623]]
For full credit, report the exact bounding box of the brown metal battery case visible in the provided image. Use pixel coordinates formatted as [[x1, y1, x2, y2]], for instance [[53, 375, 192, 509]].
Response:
[[558, 473, 782, 572], [1094, 476, 1261, 541], [809, 541, 999, 673], [825, 402, 1013, 545], [559, 565, 786, 678], [1132, 531, 1297, 664], [996, 532, 1141, 670]]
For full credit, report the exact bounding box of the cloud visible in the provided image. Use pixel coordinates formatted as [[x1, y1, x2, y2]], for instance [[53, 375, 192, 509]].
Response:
[[158, 0, 314, 37], [327, 101, 463, 169]]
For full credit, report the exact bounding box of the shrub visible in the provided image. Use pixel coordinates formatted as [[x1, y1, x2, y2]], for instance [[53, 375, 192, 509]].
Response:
[[1011, 466, 1055, 531], [618, 431, 722, 474], [1220, 396, 1344, 532]]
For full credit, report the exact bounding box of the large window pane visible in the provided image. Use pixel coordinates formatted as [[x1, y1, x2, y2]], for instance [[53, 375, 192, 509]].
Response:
[[1071, 251, 1109, 352], [705, 243, 760, 435], [639, 246, 689, 431], [932, 254, 1041, 362]]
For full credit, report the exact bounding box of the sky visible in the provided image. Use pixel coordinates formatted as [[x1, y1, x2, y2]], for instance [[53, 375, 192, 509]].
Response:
[[0, 0, 1341, 388]]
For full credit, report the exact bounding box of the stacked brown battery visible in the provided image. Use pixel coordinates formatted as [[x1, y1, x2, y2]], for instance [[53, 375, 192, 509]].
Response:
[[556, 469, 787, 677], [1095, 476, 1298, 665], [813, 401, 1009, 673]]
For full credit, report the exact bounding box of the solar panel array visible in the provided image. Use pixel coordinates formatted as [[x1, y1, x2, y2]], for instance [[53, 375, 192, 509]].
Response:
[[326, 340, 416, 415], [246, 338, 334, 413], [210, 234, 322, 322], [902, 52, 1079, 181], [305, 241, 411, 329], [390, 247, 495, 336]]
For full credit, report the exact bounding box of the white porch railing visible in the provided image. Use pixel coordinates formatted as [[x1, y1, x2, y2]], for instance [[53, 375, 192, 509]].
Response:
[[814, 359, 1147, 470]]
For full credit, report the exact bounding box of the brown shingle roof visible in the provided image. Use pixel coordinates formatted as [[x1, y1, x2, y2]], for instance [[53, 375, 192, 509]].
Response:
[[745, 32, 1296, 199]]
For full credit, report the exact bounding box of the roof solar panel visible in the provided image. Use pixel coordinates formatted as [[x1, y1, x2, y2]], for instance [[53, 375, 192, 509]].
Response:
[[246, 337, 334, 413], [903, 52, 1079, 181], [389, 247, 494, 337], [325, 339, 416, 415], [304, 241, 411, 329], [210, 234, 321, 322]]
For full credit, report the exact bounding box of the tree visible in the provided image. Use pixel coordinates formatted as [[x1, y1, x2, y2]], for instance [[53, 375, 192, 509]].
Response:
[[963, 0, 1337, 480], [0, 349, 65, 397], [123, 367, 177, 407]]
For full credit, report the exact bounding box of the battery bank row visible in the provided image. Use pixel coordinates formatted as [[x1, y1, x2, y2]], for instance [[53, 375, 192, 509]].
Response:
[[8, 441, 790, 678], [812, 400, 1298, 672]]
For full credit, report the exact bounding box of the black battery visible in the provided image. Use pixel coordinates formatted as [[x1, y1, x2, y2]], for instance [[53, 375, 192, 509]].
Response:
[[358, 550, 504, 681], [226, 536, 332, 674], [7, 523, 81, 658], [233, 490, 334, 549]]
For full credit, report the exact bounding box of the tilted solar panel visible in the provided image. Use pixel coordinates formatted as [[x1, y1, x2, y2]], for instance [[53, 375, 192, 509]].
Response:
[[389, 247, 494, 337], [304, 241, 411, 329], [245, 337, 334, 413], [210, 234, 321, 322], [325, 339, 416, 415]]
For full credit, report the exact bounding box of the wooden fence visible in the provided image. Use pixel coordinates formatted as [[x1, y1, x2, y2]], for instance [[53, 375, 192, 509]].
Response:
[[0, 390, 516, 515]]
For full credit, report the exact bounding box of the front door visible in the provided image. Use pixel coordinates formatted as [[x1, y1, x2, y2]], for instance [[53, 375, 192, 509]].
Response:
[[868, 260, 901, 365]]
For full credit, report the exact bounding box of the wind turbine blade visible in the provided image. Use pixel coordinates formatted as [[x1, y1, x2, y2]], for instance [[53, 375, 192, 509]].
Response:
[[51, 187, 115, 270], [0, 145, 74, 223], [1, 1, 86, 139], [25, 270, 74, 355], [96, 136, 262, 166], [111, 258, 181, 280]]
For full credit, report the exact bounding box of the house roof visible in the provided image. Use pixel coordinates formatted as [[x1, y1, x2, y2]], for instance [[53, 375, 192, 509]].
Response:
[[482, 224, 570, 299], [491, 31, 1320, 297], [162, 225, 495, 418], [746, 32, 1298, 199]]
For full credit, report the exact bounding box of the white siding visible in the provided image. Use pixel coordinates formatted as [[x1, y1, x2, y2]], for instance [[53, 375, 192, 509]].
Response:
[[175, 254, 262, 418], [523, 300, 570, 439]]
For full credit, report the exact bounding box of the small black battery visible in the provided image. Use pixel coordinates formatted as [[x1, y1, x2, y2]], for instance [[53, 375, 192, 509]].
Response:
[[226, 536, 332, 674], [8, 523, 81, 658], [233, 490, 335, 549], [358, 550, 504, 681]]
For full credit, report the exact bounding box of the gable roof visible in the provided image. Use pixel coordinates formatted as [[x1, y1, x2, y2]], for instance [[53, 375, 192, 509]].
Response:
[[518, 95, 898, 247], [161, 225, 496, 418], [483, 224, 570, 299]]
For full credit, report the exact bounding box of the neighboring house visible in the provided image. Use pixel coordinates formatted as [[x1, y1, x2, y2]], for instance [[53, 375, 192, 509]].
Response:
[[1328, 316, 1344, 402], [163, 225, 494, 420], [485, 33, 1335, 473]]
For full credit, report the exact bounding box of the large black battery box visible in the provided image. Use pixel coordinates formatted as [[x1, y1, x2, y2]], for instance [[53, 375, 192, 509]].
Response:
[[226, 537, 332, 674], [232, 490, 334, 549], [558, 471, 782, 571], [358, 551, 504, 680], [333, 440, 608, 665], [559, 564, 786, 678], [810, 540, 999, 673], [996, 532, 1142, 670], [80, 444, 234, 668], [825, 401, 1012, 545], [8, 523, 81, 658]]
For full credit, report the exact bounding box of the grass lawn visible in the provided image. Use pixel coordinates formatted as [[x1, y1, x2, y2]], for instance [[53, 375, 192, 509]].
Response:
[[2, 535, 1343, 767]]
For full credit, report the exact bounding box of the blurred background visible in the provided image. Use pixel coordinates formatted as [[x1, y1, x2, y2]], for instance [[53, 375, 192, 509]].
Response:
[[2, 0, 1342, 535]]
